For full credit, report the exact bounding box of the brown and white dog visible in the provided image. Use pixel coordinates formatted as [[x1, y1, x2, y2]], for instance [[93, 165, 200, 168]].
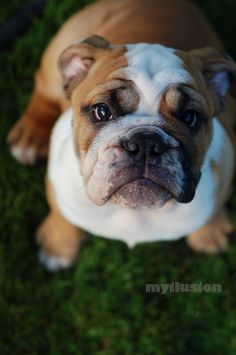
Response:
[[8, 0, 236, 270]]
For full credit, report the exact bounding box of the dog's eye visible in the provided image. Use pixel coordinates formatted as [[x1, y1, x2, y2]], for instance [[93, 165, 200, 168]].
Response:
[[92, 103, 112, 121], [182, 110, 199, 128]]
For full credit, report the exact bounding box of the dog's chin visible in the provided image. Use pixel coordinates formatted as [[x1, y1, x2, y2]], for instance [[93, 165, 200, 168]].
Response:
[[110, 178, 172, 210]]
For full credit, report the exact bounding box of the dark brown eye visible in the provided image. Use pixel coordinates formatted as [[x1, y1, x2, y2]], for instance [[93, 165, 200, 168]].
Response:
[[92, 103, 112, 121], [183, 110, 198, 128]]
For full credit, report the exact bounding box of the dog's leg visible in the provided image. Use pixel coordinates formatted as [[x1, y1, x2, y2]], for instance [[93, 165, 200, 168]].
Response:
[[37, 211, 84, 271], [37, 178, 85, 271], [7, 2, 106, 165], [7, 0, 112, 165], [186, 209, 233, 254], [7, 17, 69, 166], [7, 71, 62, 165]]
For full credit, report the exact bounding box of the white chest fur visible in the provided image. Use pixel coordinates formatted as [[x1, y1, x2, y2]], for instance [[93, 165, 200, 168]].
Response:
[[48, 109, 234, 247]]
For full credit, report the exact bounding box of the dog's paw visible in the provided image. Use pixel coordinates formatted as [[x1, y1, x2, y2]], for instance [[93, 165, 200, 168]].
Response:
[[38, 250, 74, 272], [187, 210, 233, 254], [187, 228, 229, 254], [7, 118, 49, 165]]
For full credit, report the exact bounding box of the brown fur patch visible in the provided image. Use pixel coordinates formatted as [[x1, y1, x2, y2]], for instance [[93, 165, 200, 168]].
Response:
[[175, 48, 236, 165], [25, 90, 61, 127], [186, 48, 236, 151], [37, 178, 84, 261], [176, 50, 215, 114], [70, 46, 139, 155], [7, 89, 61, 163], [158, 82, 212, 173]]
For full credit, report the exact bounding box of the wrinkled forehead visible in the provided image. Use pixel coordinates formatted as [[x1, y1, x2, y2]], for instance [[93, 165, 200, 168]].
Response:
[[122, 44, 193, 112], [75, 43, 195, 109]]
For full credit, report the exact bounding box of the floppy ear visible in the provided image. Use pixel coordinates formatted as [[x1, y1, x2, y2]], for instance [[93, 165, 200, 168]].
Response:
[[190, 47, 236, 112], [58, 35, 110, 98]]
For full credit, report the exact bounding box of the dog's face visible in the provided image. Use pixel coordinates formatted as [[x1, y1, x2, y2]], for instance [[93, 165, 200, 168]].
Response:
[[58, 36, 236, 209]]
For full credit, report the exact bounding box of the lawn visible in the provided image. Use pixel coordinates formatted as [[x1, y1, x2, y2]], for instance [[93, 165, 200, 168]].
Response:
[[1, 0, 236, 354]]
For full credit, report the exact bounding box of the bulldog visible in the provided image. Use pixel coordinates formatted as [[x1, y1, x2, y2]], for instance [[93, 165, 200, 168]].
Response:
[[8, 0, 236, 270]]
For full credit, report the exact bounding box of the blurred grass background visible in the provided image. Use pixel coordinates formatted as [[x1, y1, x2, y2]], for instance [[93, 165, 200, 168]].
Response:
[[1, 0, 236, 354]]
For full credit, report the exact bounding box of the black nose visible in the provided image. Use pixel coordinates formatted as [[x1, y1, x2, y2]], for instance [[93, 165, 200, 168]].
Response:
[[121, 132, 169, 158]]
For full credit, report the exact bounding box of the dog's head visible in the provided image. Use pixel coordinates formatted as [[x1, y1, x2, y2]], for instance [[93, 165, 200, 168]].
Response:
[[58, 35, 236, 209]]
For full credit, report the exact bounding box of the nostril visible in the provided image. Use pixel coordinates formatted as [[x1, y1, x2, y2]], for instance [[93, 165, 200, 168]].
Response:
[[121, 139, 139, 153], [153, 143, 160, 154], [153, 140, 168, 154], [148, 140, 168, 155], [128, 141, 139, 153]]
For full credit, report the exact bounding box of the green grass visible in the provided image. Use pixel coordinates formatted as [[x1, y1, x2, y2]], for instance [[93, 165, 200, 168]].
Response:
[[1, 0, 236, 354]]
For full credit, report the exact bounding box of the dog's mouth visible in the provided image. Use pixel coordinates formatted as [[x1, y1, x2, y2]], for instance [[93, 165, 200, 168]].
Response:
[[85, 149, 199, 209], [110, 177, 172, 209], [107, 166, 199, 209]]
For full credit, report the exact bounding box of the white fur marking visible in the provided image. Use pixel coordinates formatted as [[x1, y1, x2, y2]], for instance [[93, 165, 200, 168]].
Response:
[[38, 250, 73, 272], [11, 146, 36, 164], [124, 44, 192, 113]]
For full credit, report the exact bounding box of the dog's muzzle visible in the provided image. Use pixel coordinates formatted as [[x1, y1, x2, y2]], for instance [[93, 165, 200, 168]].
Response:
[[85, 126, 200, 209], [113, 127, 200, 208]]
